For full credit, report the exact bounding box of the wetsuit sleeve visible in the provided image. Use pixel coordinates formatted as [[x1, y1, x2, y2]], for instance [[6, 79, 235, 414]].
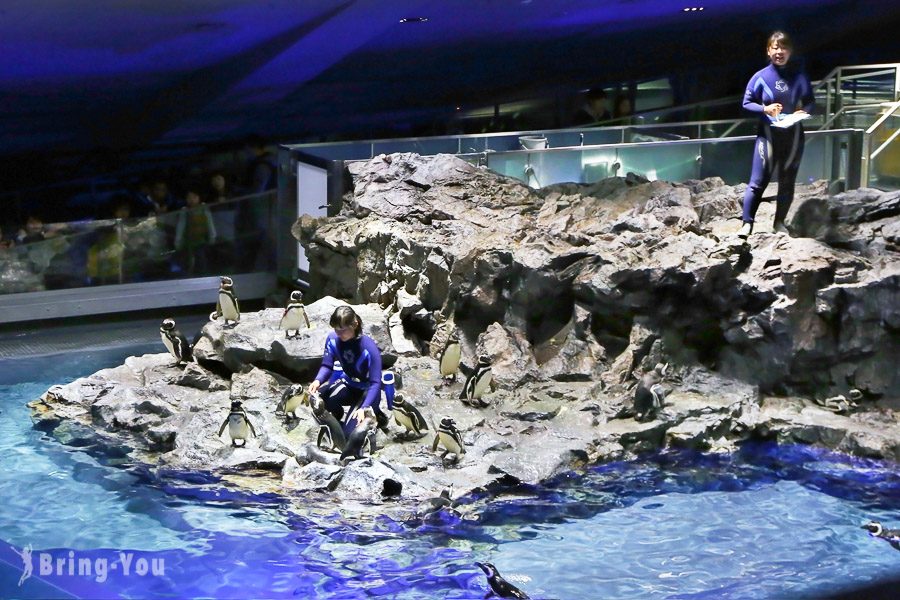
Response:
[[314, 334, 337, 383], [742, 74, 766, 114], [799, 73, 815, 113], [359, 336, 383, 408]]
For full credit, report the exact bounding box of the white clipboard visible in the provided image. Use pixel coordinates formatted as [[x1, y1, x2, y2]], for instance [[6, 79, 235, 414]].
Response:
[[771, 112, 810, 129]]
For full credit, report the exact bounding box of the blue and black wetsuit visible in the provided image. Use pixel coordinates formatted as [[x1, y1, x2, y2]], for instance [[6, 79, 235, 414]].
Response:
[[314, 332, 382, 430], [741, 63, 815, 225]]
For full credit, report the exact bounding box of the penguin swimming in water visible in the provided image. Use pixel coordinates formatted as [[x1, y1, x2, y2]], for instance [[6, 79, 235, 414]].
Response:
[[415, 487, 457, 520], [475, 562, 530, 599], [461, 355, 493, 407], [393, 393, 429, 439], [862, 521, 900, 551], [432, 417, 466, 464], [310, 393, 347, 452], [340, 407, 377, 462], [217, 400, 257, 447], [276, 384, 308, 419], [633, 363, 668, 422], [280, 290, 310, 338], [211, 276, 240, 326], [159, 318, 192, 365], [438, 331, 462, 384]]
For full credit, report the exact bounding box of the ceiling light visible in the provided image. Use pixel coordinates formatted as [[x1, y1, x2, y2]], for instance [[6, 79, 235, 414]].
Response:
[[399, 17, 428, 24], [683, 6, 704, 11]]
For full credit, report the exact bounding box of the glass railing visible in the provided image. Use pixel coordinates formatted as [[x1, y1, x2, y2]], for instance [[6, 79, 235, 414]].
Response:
[[459, 128, 860, 190], [0, 192, 276, 297], [862, 102, 900, 190]]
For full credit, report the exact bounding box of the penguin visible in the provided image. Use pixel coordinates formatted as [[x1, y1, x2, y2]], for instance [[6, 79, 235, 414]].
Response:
[[211, 276, 240, 326], [438, 331, 462, 383], [815, 394, 855, 414], [432, 417, 466, 464], [461, 355, 493, 407], [340, 407, 378, 462], [393, 393, 429, 439], [415, 487, 457, 520], [159, 318, 192, 365], [634, 363, 667, 422], [217, 400, 257, 447], [310, 393, 347, 452], [276, 384, 308, 419], [475, 562, 530, 599], [280, 290, 310, 339], [862, 521, 900, 551]]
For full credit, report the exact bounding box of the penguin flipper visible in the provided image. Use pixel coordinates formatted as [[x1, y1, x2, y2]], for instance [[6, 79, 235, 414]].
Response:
[[317, 426, 331, 449], [217, 419, 228, 437], [247, 419, 257, 438], [432, 434, 440, 452], [303, 312, 311, 329]]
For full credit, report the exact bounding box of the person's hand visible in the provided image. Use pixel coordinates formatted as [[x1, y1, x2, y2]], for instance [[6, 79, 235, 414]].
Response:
[[309, 380, 320, 395], [350, 408, 365, 424], [764, 103, 783, 118]]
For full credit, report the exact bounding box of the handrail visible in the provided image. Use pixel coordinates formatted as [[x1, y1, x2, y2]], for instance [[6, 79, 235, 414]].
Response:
[[866, 101, 900, 160], [817, 102, 894, 130]]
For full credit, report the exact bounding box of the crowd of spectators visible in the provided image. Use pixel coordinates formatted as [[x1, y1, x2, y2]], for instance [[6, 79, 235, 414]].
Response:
[[0, 139, 279, 292]]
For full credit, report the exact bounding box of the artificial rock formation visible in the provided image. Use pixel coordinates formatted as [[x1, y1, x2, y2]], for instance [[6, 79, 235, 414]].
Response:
[[30, 153, 900, 514]]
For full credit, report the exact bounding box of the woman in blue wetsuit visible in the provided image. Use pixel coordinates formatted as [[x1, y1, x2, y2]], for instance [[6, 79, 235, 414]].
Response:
[[739, 31, 815, 239], [308, 306, 385, 431]]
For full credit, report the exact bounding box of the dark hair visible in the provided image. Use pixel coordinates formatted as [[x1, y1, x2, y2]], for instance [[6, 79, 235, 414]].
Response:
[[330, 306, 362, 337], [767, 31, 793, 51], [586, 88, 608, 101]]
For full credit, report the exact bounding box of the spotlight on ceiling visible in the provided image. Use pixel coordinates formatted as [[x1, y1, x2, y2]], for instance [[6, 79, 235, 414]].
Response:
[[683, 6, 705, 11], [399, 16, 429, 24]]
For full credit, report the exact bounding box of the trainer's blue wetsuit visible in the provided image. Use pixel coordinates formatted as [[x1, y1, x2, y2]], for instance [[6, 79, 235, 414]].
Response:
[[741, 63, 815, 225], [314, 332, 382, 429]]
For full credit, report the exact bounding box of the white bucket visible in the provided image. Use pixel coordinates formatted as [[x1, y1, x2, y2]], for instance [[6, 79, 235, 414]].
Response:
[[519, 135, 548, 150]]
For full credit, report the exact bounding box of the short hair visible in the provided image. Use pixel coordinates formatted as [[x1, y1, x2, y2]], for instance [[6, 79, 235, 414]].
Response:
[[767, 31, 793, 51], [330, 305, 362, 337]]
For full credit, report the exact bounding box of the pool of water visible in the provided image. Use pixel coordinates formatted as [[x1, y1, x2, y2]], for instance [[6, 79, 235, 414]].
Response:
[[1, 345, 899, 599]]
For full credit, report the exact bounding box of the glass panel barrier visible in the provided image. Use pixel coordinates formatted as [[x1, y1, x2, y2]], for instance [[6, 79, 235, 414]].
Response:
[[870, 112, 900, 190], [0, 192, 276, 296]]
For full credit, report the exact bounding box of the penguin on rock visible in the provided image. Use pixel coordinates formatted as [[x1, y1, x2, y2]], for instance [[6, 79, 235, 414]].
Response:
[[159, 318, 192, 365], [280, 290, 310, 338]]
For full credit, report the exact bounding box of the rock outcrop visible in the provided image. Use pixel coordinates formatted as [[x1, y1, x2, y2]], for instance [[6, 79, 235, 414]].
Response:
[[30, 153, 900, 515]]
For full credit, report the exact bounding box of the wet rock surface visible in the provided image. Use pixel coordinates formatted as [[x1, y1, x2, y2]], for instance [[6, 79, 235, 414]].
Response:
[[31, 153, 900, 515]]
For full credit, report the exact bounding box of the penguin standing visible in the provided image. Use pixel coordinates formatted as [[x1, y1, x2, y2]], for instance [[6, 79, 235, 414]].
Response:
[[211, 276, 240, 326], [862, 521, 900, 551], [633, 363, 668, 422], [393, 393, 429, 439], [475, 562, 530, 599], [280, 290, 311, 338], [310, 393, 347, 452], [438, 331, 462, 383], [217, 400, 257, 447], [432, 417, 466, 464], [461, 355, 493, 407], [159, 318, 192, 365], [340, 407, 377, 462], [276, 384, 308, 419]]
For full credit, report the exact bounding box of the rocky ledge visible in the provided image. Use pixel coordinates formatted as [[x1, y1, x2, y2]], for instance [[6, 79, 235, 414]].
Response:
[[31, 152, 900, 514]]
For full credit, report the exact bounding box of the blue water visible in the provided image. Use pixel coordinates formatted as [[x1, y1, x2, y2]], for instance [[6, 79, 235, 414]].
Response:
[[1, 346, 899, 599]]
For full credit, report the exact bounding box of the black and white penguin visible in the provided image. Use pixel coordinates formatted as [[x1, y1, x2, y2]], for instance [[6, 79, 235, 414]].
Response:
[[862, 521, 900, 551], [461, 355, 492, 407], [276, 384, 308, 419], [280, 290, 310, 339], [340, 407, 377, 462], [475, 562, 530, 599], [634, 363, 668, 422], [416, 487, 457, 520], [211, 276, 240, 326], [393, 393, 429, 439], [310, 393, 347, 452], [432, 417, 466, 464], [438, 331, 462, 383], [159, 318, 192, 365], [217, 400, 257, 447]]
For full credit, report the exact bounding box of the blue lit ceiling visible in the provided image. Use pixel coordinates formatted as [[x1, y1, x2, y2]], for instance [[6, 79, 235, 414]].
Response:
[[0, 0, 897, 156]]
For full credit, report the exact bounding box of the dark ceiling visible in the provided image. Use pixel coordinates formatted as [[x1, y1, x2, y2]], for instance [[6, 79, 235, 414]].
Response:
[[1, 0, 898, 163]]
